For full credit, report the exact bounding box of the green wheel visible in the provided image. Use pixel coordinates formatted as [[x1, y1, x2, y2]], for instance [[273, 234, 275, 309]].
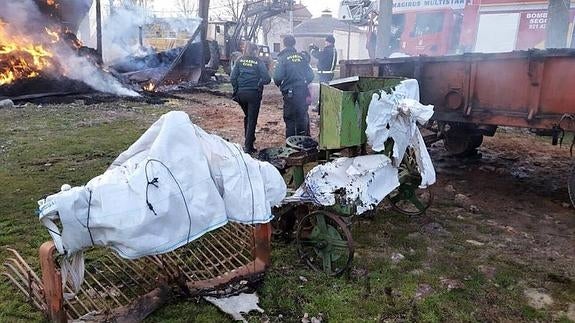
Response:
[[388, 184, 434, 216], [389, 148, 434, 216], [296, 211, 354, 276]]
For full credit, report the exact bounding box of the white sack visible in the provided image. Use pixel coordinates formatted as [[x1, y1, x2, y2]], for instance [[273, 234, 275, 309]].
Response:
[[37, 111, 286, 292], [365, 79, 436, 188]]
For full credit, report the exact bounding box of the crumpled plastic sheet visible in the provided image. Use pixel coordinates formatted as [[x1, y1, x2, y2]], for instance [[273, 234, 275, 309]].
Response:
[[365, 78, 435, 188], [204, 293, 264, 322], [289, 79, 436, 214], [286, 155, 400, 214]]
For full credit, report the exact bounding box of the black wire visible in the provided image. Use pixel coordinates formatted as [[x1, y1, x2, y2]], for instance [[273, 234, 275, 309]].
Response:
[[144, 159, 193, 244], [225, 144, 256, 223], [231, 144, 257, 273], [46, 228, 62, 237], [86, 189, 95, 246]]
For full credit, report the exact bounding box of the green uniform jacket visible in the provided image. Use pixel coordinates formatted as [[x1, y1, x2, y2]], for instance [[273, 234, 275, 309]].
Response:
[[231, 56, 271, 92], [273, 47, 314, 93]]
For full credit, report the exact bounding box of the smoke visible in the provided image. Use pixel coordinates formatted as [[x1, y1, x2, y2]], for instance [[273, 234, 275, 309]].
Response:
[[102, 3, 147, 62], [0, 0, 138, 97], [58, 47, 139, 97]]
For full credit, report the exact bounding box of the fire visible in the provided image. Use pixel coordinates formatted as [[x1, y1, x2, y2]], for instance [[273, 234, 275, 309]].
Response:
[[143, 82, 156, 92], [45, 27, 60, 43], [0, 19, 57, 86]]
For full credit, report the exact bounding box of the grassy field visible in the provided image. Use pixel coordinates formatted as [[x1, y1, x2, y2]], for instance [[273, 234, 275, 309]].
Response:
[[0, 101, 573, 322]]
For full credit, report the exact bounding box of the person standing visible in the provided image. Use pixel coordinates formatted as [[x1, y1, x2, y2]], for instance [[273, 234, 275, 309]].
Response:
[[273, 35, 315, 137], [310, 35, 338, 83], [231, 42, 271, 154]]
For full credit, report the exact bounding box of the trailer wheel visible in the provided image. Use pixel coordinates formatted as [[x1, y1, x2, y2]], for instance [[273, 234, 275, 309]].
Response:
[[568, 165, 575, 208], [444, 129, 483, 157], [296, 211, 354, 276]]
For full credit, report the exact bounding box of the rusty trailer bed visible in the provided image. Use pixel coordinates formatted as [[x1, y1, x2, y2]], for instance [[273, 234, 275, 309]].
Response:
[[340, 49, 575, 132]]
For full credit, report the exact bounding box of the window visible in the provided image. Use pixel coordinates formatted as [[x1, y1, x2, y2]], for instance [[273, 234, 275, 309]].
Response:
[[413, 12, 444, 36], [273, 42, 281, 52], [391, 14, 406, 50]]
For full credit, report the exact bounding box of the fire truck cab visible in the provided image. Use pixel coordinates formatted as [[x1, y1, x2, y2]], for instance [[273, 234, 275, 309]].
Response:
[[388, 0, 575, 57]]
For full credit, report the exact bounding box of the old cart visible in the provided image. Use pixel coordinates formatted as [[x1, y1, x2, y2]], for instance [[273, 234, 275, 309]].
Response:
[[340, 49, 575, 204], [261, 77, 434, 276]]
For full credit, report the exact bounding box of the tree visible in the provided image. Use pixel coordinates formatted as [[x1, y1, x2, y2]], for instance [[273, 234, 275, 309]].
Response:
[[177, 0, 198, 17], [211, 0, 244, 21], [260, 15, 280, 46]]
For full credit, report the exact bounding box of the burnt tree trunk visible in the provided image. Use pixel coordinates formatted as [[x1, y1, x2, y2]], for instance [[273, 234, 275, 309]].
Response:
[[546, 0, 570, 48]]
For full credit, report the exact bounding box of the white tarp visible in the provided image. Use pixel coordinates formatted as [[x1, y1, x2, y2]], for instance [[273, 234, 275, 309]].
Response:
[[37, 111, 286, 292], [288, 154, 400, 214], [290, 79, 435, 214], [365, 79, 435, 188]]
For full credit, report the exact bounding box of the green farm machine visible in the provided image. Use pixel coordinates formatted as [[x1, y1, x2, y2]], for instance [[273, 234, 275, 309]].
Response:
[[261, 77, 434, 276]]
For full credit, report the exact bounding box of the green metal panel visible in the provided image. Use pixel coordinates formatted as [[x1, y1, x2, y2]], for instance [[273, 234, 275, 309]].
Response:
[[319, 77, 403, 150]]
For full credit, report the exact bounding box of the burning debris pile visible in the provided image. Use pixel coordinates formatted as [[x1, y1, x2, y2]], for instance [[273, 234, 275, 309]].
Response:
[[0, 0, 138, 98], [0, 20, 58, 86]]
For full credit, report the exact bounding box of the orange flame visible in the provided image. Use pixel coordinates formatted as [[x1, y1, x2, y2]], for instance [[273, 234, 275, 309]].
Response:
[[0, 19, 56, 86], [45, 27, 60, 43], [143, 82, 155, 92]]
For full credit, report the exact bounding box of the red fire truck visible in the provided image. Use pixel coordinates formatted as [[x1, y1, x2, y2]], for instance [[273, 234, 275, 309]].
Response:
[[387, 0, 575, 56]]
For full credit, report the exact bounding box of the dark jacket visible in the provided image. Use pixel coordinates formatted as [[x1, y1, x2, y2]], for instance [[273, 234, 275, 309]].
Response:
[[273, 47, 315, 92], [231, 56, 271, 93], [311, 44, 337, 72]]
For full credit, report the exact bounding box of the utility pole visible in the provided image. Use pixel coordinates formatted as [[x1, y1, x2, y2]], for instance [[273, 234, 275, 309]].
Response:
[[375, 0, 392, 58], [546, 0, 570, 48], [289, 8, 294, 34], [96, 0, 103, 64], [198, 0, 210, 80], [198, 0, 210, 44]]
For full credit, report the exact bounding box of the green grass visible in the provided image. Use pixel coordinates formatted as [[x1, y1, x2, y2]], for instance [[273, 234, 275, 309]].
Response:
[[0, 102, 573, 322]]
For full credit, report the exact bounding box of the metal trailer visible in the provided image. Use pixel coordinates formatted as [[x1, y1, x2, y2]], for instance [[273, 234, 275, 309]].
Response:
[[262, 77, 434, 276], [4, 223, 272, 322], [340, 49, 575, 204]]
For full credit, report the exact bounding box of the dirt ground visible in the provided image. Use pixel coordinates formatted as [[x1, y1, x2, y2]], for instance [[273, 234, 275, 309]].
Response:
[[172, 85, 575, 319], [174, 85, 320, 149], [1, 85, 574, 321]]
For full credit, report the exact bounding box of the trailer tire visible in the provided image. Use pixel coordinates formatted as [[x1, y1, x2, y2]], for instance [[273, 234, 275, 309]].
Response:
[[444, 130, 483, 157], [568, 165, 575, 208]]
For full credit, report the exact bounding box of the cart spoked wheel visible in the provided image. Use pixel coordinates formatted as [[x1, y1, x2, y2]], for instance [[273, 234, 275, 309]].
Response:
[[389, 148, 434, 216], [296, 211, 354, 276], [388, 183, 434, 216]]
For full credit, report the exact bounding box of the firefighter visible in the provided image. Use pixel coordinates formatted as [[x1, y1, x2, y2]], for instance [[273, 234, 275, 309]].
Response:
[[231, 42, 271, 154], [273, 35, 315, 138], [310, 35, 338, 83]]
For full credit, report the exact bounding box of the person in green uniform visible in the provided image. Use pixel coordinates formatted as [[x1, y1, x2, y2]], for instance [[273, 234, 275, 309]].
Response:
[[231, 42, 271, 153], [273, 35, 315, 137]]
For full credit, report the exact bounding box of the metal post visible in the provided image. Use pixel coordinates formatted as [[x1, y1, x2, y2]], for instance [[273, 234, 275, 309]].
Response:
[[289, 8, 294, 34], [547, 0, 570, 48], [95, 0, 103, 64], [375, 0, 392, 58], [198, 0, 210, 79], [347, 22, 351, 60], [292, 166, 305, 188]]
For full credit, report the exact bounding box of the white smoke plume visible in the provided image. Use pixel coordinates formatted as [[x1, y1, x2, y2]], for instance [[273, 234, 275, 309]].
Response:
[[101, 3, 147, 62], [1, 0, 139, 97]]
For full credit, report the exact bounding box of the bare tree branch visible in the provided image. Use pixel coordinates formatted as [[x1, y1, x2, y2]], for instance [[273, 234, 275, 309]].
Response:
[[177, 0, 198, 17], [212, 0, 245, 21]]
